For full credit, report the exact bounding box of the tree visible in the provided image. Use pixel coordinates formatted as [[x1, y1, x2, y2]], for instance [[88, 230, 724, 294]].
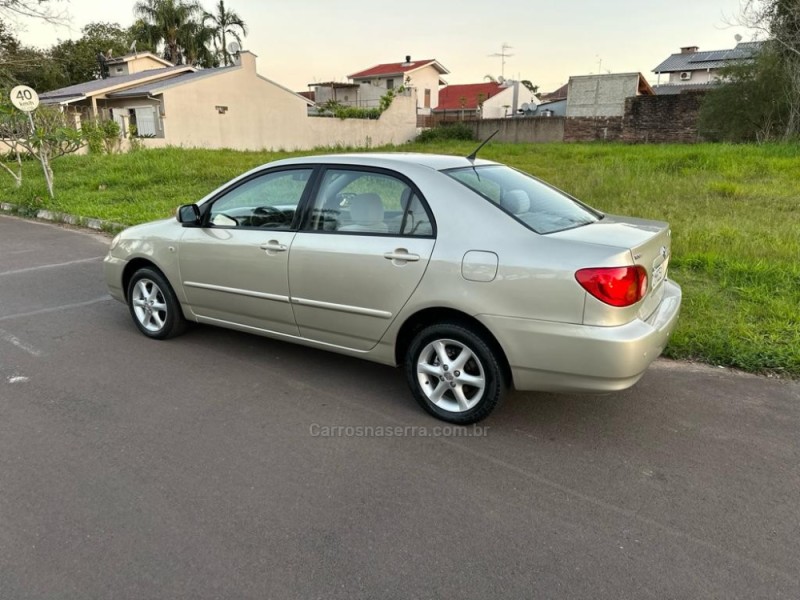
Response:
[[699, 46, 790, 142], [203, 0, 247, 66], [0, 21, 64, 91], [132, 0, 204, 65], [0, 95, 87, 197], [180, 18, 216, 67], [520, 80, 538, 95], [728, 0, 800, 139], [50, 22, 141, 86]]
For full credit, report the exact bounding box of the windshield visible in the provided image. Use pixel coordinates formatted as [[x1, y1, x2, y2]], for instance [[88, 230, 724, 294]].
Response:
[[446, 165, 601, 234]]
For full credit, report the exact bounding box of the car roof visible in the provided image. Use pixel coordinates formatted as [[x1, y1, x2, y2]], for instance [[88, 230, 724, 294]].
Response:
[[265, 153, 498, 172]]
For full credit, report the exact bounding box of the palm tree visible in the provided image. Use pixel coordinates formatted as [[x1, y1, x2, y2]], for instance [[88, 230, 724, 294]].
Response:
[[182, 20, 217, 68], [204, 0, 248, 66], [133, 0, 204, 65]]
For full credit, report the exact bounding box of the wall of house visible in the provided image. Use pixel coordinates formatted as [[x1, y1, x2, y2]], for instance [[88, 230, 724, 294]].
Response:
[[480, 86, 516, 119], [667, 69, 719, 84], [144, 54, 418, 151], [566, 74, 641, 117], [406, 66, 442, 112], [312, 86, 360, 106], [109, 55, 170, 78]]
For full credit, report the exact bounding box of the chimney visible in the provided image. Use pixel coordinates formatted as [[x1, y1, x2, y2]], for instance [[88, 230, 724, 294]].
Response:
[[238, 50, 257, 71], [680, 46, 699, 54], [402, 55, 412, 66]]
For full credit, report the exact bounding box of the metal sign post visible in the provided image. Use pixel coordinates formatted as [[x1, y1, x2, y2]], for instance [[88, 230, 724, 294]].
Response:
[[9, 85, 54, 198]]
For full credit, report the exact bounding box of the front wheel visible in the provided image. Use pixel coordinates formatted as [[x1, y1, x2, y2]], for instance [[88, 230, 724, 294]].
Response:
[[127, 267, 187, 340], [405, 323, 506, 424]]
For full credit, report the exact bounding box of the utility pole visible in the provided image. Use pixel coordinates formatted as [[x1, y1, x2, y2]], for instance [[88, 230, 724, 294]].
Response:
[[489, 43, 514, 79]]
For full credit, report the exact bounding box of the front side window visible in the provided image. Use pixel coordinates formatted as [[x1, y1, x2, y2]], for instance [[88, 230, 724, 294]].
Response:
[[208, 169, 312, 229], [305, 169, 433, 237], [446, 165, 600, 234]]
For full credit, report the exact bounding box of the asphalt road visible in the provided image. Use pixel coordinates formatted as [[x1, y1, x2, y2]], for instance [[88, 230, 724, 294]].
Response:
[[1, 214, 798, 600]]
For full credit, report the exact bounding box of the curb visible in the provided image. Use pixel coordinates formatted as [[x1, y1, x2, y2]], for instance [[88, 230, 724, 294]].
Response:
[[0, 202, 125, 234]]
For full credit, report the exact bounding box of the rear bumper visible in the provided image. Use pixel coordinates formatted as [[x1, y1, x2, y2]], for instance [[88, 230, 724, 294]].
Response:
[[479, 279, 682, 393]]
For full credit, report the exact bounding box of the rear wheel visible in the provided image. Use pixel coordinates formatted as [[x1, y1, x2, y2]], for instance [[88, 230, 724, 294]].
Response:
[[127, 267, 187, 340], [405, 323, 506, 424]]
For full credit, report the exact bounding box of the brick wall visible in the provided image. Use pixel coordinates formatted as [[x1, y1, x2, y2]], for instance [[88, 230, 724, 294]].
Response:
[[563, 117, 624, 142], [621, 91, 706, 143]]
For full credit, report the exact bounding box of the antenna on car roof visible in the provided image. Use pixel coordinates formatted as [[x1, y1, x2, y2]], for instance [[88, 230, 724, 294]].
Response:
[[466, 130, 499, 162]]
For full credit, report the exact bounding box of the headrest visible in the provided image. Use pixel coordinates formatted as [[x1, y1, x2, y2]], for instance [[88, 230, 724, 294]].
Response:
[[501, 189, 530, 215], [349, 193, 384, 223]]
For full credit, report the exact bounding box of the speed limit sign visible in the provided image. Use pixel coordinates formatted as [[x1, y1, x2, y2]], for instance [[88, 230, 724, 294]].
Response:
[[10, 85, 40, 112]]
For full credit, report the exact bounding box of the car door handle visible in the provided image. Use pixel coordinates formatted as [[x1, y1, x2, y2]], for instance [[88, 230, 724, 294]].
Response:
[[384, 250, 420, 262], [260, 241, 288, 252]]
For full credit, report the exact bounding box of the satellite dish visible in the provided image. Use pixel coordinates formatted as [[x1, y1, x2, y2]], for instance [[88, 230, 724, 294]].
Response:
[[497, 76, 505, 85], [521, 103, 530, 112], [227, 41, 241, 55], [734, 34, 743, 42]]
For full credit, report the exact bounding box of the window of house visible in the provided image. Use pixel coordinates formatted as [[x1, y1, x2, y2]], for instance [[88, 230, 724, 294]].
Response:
[[386, 78, 395, 90], [424, 89, 431, 108]]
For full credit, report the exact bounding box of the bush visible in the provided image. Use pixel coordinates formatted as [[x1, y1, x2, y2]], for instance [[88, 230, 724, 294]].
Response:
[[416, 123, 475, 143]]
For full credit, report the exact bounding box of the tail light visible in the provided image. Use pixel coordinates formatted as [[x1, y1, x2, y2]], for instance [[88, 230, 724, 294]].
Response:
[[575, 266, 648, 307]]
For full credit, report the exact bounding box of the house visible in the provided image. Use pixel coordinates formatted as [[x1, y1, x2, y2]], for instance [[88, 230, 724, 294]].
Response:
[[652, 42, 762, 94], [103, 51, 175, 77], [39, 51, 419, 151], [566, 73, 654, 117], [347, 56, 449, 114], [538, 83, 568, 103], [307, 81, 362, 107], [435, 81, 538, 119]]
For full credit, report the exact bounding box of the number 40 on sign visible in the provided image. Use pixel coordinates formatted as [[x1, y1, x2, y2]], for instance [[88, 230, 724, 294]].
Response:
[[10, 85, 40, 113]]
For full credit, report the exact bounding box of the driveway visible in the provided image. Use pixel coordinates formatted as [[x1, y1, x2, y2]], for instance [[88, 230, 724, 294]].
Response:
[[1, 214, 798, 599]]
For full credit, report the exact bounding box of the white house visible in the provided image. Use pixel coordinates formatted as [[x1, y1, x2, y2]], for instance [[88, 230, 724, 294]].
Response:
[[435, 81, 538, 119], [347, 56, 449, 115], [39, 51, 419, 151], [652, 42, 762, 94]]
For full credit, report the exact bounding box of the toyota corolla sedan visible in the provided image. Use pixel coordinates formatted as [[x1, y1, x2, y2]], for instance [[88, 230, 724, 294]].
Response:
[[105, 152, 681, 423]]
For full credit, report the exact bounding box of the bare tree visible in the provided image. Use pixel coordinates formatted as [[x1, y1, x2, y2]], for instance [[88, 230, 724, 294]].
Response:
[[0, 0, 68, 25]]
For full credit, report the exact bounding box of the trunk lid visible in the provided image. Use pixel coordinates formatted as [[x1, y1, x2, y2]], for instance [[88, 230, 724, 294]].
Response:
[[549, 215, 672, 319]]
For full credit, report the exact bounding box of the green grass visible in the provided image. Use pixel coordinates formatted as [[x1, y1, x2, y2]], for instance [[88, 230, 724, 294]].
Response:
[[2, 142, 799, 376]]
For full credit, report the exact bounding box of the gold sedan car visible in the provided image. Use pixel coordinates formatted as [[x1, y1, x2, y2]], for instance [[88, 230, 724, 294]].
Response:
[[105, 153, 681, 423]]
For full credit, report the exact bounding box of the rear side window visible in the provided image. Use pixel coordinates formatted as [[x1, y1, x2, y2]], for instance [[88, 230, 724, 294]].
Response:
[[446, 165, 600, 234], [305, 169, 434, 237]]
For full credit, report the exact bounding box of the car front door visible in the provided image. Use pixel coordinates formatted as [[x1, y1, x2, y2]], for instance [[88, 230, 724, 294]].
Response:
[[288, 167, 436, 351], [178, 167, 314, 336]]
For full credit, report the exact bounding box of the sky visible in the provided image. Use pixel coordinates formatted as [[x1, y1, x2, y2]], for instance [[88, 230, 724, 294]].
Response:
[[12, 0, 753, 93]]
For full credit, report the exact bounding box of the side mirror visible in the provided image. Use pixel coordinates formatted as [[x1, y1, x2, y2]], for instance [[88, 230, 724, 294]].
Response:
[[177, 204, 201, 227]]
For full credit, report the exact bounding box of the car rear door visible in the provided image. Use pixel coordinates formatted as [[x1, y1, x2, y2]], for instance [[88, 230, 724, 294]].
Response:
[[288, 167, 436, 351]]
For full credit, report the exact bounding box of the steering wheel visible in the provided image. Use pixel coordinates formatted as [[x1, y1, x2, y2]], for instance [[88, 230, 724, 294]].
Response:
[[253, 206, 288, 226]]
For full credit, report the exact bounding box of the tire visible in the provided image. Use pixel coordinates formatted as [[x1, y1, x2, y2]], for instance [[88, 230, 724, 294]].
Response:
[[127, 267, 187, 340], [405, 322, 506, 424]]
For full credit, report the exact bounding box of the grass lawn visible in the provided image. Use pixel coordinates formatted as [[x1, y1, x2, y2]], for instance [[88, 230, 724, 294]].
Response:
[[2, 142, 799, 377]]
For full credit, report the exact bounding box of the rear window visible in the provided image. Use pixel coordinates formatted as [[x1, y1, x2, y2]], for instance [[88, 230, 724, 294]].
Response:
[[446, 165, 601, 234]]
